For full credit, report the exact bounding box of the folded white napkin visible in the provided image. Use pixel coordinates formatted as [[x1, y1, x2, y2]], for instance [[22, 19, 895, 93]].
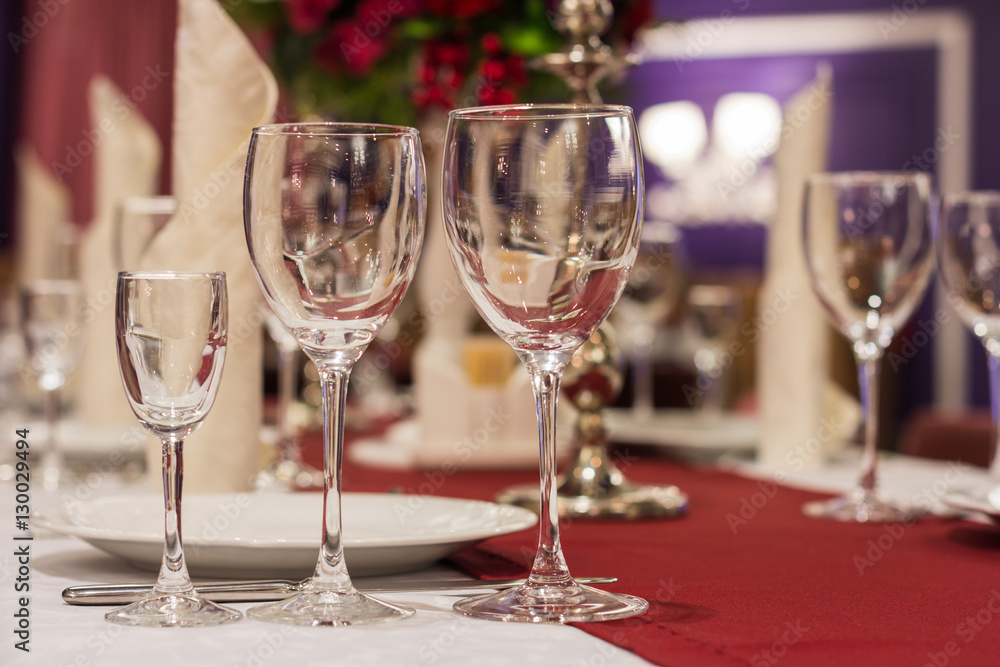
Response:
[[15, 145, 71, 282], [757, 67, 856, 469], [141, 0, 278, 492], [75, 76, 162, 428]]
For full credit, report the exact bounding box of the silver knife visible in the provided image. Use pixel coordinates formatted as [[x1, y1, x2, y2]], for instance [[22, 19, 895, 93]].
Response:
[[62, 576, 617, 605]]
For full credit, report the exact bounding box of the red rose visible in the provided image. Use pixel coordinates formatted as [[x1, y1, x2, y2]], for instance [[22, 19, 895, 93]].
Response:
[[285, 0, 340, 34], [424, 0, 498, 19], [315, 19, 388, 74]]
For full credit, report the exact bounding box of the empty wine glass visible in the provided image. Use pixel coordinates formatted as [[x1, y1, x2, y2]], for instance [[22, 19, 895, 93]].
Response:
[[244, 123, 425, 626], [107, 271, 240, 627], [684, 284, 742, 419], [802, 172, 934, 522], [613, 221, 684, 418], [19, 279, 85, 490], [937, 191, 1000, 477], [443, 104, 648, 622], [253, 305, 321, 490]]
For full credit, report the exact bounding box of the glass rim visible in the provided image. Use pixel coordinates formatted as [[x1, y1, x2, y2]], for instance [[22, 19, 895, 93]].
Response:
[[449, 103, 634, 121], [806, 170, 931, 187], [117, 271, 226, 281], [251, 122, 419, 138]]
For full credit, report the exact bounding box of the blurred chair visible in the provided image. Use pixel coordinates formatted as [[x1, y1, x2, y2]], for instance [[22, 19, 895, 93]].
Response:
[[898, 407, 991, 468]]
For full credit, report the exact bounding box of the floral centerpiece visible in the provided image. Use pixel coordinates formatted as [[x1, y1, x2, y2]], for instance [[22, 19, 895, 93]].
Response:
[[227, 0, 653, 124]]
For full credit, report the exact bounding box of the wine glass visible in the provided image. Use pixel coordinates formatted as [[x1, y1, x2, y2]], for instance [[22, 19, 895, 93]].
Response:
[[443, 104, 648, 622], [937, 191, 1000, 477], [253, 305, 321, 490], [802, 171, 934, 522], [19, 279, 85, 490], [613, 221, 684, 418], [113, 196, 177, 270], [244, 122, 425, 626], [684, 284, 742, 419], [107, 271, 240, 627]]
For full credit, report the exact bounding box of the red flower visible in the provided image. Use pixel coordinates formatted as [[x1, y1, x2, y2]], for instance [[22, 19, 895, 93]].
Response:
[[315, 19, 388, 74], [357, 0, 420, 26], [424, 0, 499, 19], [285, 0, 340, 34]]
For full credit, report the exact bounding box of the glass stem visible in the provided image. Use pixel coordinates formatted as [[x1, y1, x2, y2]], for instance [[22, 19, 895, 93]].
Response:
[[275, 346, 299, 463], [856, 355, 881, 495], [526, 367, 572, 587], [988, 351, 1000, 479], [41, 386, 62, 490], [631, 323, 655, 418], [154, 437, 193, 595], [312, 366, 354, 592]]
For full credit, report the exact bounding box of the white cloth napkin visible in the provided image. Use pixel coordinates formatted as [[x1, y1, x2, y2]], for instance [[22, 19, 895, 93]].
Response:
[[75, 76, 162, 427], [141, 0, 278, 492], [15, 145, 72, 282], [757, 67, 856, 469]]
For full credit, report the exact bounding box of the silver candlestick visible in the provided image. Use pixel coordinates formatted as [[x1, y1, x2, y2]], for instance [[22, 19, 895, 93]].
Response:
[[532, 0, 640, 103], [497, 325, 688, 519]]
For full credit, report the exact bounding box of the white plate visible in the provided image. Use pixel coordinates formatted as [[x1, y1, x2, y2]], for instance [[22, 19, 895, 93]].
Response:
[[943, 489, 1000, 524], [605, 408, 758, 453], [35, 492, 537, 578]]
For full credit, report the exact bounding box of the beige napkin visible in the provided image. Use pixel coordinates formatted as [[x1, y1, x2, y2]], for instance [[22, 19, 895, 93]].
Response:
[[757, 67, 857, 469], [15, 145, 72, 282], [141, 0, 278, 492], [75, 76, 162, 427]]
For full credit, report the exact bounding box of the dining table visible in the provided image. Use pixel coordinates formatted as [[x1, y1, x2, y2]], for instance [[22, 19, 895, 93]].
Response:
[[3, 417, 1000, 667]]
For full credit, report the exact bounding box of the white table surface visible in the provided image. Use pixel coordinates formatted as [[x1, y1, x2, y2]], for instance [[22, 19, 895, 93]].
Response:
[[0, 478, 653, 667]]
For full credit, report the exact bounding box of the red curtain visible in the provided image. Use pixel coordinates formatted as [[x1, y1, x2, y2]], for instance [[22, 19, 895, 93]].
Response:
[[17, 0, 177, 228]]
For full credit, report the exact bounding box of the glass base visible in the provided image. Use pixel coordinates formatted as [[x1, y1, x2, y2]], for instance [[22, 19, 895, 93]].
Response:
[[802, 489, 921, 523], [104, 592, 242, 627], [497, 482, 687, 519], [453, 580, 648, 623], [247, 589, 415, 627]]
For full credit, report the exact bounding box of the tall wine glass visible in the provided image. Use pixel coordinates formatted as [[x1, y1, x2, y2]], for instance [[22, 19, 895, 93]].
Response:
[[19, 279, 85, 490], [443, 104, 648, 622], [107, 271, 240, 626], [613, 221, 684, 418], [802, 172, 934, 522], [937, 191, 1000, 477], [244, 123, 425, 626]]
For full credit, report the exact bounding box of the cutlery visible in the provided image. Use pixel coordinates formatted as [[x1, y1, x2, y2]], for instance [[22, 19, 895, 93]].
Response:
[[63, 576, 618, 605]]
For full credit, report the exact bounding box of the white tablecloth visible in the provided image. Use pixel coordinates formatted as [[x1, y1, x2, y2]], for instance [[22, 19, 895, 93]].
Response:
[[0, 479, 652, 667]]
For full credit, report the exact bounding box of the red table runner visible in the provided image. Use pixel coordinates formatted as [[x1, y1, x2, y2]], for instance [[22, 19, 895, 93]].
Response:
[[311, 435, 1000, 666]]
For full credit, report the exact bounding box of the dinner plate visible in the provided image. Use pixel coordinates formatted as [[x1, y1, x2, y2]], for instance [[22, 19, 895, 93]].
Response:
[[605, 408, 759, 453], [943, 488, 1000, 523], [34, 492, 537, 578]]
